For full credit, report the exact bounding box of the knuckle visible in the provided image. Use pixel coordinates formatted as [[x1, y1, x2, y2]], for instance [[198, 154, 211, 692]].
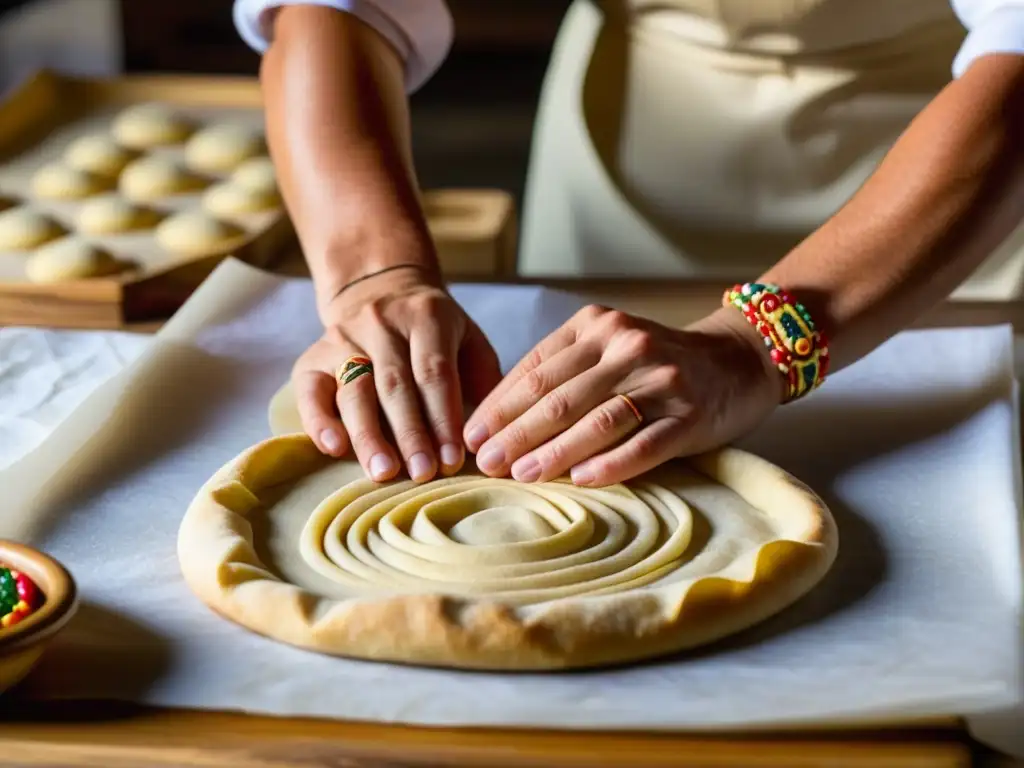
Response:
[[619, 328, 655, 359], [541, 440, 568, 469], [347, 428, 379, 449], [602, 309, 633, 332], [429, 416, 459, 442], [503, 423, 529, 451], [414, 353, 455, 389], [576, 304, 609, 323], [375, 365, 408, 399], [522, 346, 546, 374], [523, 367, 548, 398], [592, 405, 618, 436], [393, 426, 429, 450], [632, 432, 659, 461], [540, 389, 571, 423]]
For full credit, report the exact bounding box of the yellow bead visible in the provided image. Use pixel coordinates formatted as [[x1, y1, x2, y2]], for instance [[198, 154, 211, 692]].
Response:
[[795, 338, 811, 355]]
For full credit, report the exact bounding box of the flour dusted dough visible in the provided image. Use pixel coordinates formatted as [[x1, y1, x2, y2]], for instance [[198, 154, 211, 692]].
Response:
[[185, 124, 265, 174], [112, 103, 195, 149], [231, 156, 277, 194], [31, 163, 111, 200], [0, 207, 64, 250], [64, 135, 137, 178], [155, 211, 245, 256], [202, 181, 280, 216], [119, 156, 206, 201], [179, 391, 837, 670], [25, 237, 123, 282], [77, 197, 161, 235]]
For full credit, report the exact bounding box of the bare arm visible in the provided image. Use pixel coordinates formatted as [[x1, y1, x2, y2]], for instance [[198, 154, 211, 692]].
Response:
[[260, 5, 437, 319], [743, 55, 1024, 370]]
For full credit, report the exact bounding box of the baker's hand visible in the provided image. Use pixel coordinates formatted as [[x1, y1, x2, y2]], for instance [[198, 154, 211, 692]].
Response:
[[463, 305, 785, 487], [293, 268, 502, 483]]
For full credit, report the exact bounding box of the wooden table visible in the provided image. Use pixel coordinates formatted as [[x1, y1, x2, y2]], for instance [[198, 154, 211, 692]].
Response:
[[3, 267, 1020, 767]]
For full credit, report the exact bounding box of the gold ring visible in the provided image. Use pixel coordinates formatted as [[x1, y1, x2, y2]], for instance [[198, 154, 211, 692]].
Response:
[[618, 393, 643, 425], [336, 355, 373, 386]]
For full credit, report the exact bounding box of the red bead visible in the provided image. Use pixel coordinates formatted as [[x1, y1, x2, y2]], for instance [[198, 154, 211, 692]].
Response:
[[761, 295, 780, 312], [15, 572, 39, 608], [819, 353, 830, 377], [769, 348, 788, 365], [757, 322, 771, 336]]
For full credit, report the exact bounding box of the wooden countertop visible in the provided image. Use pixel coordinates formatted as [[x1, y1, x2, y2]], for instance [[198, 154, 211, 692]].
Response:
[[8, 270, 1017, 767]]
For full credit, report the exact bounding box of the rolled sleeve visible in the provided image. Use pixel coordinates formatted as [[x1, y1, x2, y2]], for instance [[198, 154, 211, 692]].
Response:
[[952, 0, 1024, 77], [233, 0, 453, 93]]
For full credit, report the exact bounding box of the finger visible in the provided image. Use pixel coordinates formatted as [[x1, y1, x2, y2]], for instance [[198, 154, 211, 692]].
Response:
[[474, 359, 616, 477], [294, 369, 350, 457], [368, 331, 439, 483], [465, 335, 598, 454], [464, 324, 579, 451], [458, 320, 502, 408], [336, 361, 401, 482], [509, 392, 645, 483], [570, 417, 685, 487], [411, 323, 465, 476]]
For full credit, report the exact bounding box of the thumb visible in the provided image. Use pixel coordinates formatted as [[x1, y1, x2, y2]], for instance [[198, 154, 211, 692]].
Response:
[[458, 321, 502, 408]]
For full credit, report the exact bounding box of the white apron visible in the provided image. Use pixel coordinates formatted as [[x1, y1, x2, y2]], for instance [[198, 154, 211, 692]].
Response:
[[519, 0, 1024, 300]]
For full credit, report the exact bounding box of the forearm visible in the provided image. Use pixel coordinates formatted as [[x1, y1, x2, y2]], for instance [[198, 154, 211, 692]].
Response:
[[758, 54, 1024, 371], [261, 5, 436, 318]]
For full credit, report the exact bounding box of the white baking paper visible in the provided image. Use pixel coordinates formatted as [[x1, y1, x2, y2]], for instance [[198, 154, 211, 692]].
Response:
[[0, 327, 149, 471], [0, 259, 1020, 754]]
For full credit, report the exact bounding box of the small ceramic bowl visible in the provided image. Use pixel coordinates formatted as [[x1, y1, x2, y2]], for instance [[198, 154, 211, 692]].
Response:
[[0, 540, 77, 694]]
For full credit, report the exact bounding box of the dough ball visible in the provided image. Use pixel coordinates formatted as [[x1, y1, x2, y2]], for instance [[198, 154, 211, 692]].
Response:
[[76, 197, 161, 235], [119, 156, 207, 201], [0, 207, 65, 250], [31, 163, 111, 200], [155, 211, 245, 256], [64, 134, 137, 178], [25, 237, 123, 283], [112, 103, 195, 149], [202, 181, 280, 216], [230, 156, 277, 194], [185, 124, 265, 173]]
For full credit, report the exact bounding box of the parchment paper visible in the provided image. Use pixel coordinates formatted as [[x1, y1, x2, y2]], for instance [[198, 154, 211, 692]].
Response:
[[0, 259, 1020, 755]]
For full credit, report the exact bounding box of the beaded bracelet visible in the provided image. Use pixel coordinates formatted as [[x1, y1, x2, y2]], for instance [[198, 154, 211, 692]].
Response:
[[722, 283, 830, 402]]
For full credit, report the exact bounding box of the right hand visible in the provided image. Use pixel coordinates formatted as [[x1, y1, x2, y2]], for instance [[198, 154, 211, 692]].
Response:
[[291, 267, 502, 483]]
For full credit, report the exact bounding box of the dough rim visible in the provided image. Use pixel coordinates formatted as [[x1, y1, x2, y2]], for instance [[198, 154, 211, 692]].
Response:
[[178, 435, 837, 670]]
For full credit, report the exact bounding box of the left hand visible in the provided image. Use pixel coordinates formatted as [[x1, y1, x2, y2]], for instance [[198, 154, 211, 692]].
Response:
[[463, 305, 786, 487]]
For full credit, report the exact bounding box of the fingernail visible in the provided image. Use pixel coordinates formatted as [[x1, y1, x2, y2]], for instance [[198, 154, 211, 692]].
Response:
[[440, 443, 463, 471], [320, 429, 342, 454], [466, 424, 489, 451], [408, 452, 434, 482], [512, 456, 541, 483], [476, 444, 505, 473], [369, 452, 397, 482], [571, 463, 595, 486]]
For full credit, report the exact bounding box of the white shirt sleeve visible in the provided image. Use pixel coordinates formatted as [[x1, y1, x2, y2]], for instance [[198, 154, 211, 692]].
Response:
[[952, 0, 1024, 76], [233, 0, 453, 93]]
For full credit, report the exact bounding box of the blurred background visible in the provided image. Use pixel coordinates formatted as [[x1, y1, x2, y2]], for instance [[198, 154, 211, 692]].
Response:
[[0, 0, 570, 212]]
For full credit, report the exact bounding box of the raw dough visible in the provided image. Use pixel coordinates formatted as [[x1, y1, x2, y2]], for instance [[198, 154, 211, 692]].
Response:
[[64, 134, 137, 178], [185, 124, 266, 174], [112, 103, 195, 149], [202, 181, 280, 216], [25, 237, 123, 282], [179, 428, 837, 670], [76, 197, 161, 235], [0, 207, 65, 250], [231, 156, 277, 194], [155, 211, 245, 256], [31, 163, 111, 200], [119, 156, 207, 201]]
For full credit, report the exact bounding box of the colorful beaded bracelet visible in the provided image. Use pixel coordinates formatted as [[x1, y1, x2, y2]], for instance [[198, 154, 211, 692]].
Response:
[[722, 282, 830, 402], [0, 566, 41, 629]]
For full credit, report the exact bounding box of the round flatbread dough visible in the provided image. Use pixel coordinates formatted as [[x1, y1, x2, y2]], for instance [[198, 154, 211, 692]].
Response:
[[0, 207, 65, 250], [119, 156, 207, 201], [180, 430, 837, 670], [25, 237, 124, 283], [76, 197, 161, 235], [155, 211, 245, 256], [64, 135, 137, 178], [201, 181, 280, 216], [31, 163, 111, 200], [230, 156, 277, 194], [112, 103, 195, 149], [185, 124, 266, 173]]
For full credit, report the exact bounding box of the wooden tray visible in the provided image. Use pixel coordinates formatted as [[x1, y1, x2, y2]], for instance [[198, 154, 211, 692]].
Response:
[[0, 71, 517, 329]]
